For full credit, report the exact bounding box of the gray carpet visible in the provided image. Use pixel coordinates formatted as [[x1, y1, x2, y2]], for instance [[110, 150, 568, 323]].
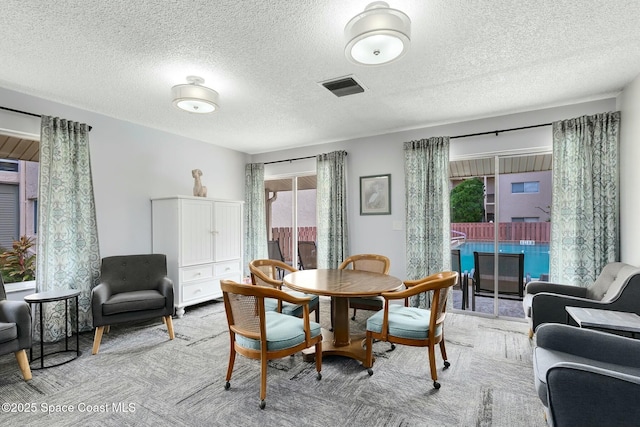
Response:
[[0, 298, 545, 426]]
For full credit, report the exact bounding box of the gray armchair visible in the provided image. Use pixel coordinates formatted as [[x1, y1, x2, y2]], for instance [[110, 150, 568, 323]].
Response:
[[523, 262, 640, 337], [91, 254, 175, 354], [533, 323, 640, 426], [0, 276, 32, 380]]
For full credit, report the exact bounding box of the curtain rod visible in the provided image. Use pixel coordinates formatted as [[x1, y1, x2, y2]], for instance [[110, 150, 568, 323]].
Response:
[[264, 123, 553, 164], [450, 122, 552, 139], [264, 152, 349, 165], [0, 105, 93, 131]]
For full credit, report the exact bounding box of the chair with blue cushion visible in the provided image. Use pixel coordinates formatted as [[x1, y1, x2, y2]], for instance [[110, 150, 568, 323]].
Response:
[[364, 271, 458, 389], [249, 259, 320, 322], [221, 279, 322, 409]]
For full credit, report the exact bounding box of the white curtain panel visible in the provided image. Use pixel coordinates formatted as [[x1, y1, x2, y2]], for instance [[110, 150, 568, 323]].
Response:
[[316, 150, 348, 269], [36, 116, 100, 341], [244, 163, 268, 277], [404, 137, 451, 308], [550, 111, 621, 285]]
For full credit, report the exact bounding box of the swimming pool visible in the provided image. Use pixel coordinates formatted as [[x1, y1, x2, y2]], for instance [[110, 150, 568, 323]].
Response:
[[457, 241, 550, 279]]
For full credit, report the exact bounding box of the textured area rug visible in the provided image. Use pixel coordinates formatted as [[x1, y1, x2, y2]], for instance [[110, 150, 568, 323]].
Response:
[[0, 298, 545, 426]]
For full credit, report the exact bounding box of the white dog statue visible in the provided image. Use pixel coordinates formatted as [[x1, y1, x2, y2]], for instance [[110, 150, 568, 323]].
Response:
[[192, 169, 207, 197]]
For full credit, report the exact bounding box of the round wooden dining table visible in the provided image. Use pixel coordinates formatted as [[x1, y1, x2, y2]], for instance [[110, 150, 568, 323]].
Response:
[[283, 269, 402, 364]]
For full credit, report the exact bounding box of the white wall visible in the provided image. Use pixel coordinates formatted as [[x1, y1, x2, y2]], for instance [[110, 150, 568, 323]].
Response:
[[618, 72, 640, 265], [252, 99, 617, 279], [0, 87, 248, 258]]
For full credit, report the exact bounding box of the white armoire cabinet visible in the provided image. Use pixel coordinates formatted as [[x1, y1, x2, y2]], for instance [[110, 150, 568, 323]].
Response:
[[151, 196, 244, 317]]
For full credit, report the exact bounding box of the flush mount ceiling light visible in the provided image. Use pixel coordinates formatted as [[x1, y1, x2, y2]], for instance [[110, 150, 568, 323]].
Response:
[[344, 1, 411, 66], [171, 76, 219, 113]]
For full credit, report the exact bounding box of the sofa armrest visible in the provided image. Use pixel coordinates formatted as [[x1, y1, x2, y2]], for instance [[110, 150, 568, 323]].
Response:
[[157, 277, 174, 312], [91, 283, 111, 327], [0, 300, 31, 346], [531, 293, 608, 330], [536, 324, 640, 367], [525, 281, 588, 297], [547, 362, 640, 427]]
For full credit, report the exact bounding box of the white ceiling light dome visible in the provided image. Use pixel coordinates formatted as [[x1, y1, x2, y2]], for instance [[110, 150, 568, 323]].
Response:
[[344, 1, 411, 66], [171, 76, 219, 113]]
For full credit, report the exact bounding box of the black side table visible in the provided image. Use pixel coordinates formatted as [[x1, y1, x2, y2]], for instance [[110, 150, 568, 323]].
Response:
[[24, 289, 81, 369]]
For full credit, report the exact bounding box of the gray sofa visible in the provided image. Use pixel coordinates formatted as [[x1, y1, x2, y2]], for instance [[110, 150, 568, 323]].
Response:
[[533, 323, 640, 426], [0, 276, 32, 380], [523, 262, 640, 337]]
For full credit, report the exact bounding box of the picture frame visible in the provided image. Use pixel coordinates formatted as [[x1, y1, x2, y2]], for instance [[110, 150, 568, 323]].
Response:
[[360, 174, 391, 215]]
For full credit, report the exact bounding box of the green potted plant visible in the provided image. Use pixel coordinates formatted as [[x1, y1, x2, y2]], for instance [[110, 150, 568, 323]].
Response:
[[0, 235, 36, 283]]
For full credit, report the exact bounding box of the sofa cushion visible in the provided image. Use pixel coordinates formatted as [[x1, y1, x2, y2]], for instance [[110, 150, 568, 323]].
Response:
[[0, 322, 17, 344], [600, 264, 640, 301], [102, 290, 166, 316], [587, 262, 639, 301]]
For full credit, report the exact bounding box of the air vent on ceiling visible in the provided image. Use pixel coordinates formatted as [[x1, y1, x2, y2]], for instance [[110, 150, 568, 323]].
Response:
[[320, 75, 365, 97]]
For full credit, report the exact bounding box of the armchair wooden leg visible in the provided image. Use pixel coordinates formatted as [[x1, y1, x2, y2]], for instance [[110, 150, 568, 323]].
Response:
[[164, 315, 175, 340], [260, 355, 268, 409], [15, 349, 32, 381], [528, 328, 534, 339], [92, 326, 105, 355]]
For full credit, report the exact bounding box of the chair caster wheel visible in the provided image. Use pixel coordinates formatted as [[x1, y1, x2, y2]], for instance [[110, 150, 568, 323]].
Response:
[[259, 400, 266, 410], [367, 368, 373, 376], [390, 344, 396, 351], [351, 316, 356, 321], [317, 372, 322, 380], [224, 381, 230, 390], [433, 381, 441, 389], [444, 361, 450, 369]]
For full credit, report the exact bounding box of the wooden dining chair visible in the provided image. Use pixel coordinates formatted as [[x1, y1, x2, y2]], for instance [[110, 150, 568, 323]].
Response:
[[249, 259, 320, 322], [221, 280, 322, 409], [339, 253, 391, 320], [364, 271, 458, 389]]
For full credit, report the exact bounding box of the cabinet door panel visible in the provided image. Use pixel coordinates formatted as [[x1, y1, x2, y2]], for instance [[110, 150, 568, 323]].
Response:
[[214, 202, 242, 262], [181, 199, 214, 265]]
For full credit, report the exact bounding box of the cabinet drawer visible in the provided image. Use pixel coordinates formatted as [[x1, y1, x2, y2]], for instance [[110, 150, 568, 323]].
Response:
[[214, 260, 241, 276], [180, 264, 214, 283], [181, 280, 220, 303]]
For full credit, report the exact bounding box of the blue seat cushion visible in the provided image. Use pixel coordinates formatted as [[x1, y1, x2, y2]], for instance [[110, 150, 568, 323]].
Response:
[[0, 322, 17, 344], [236, 311, 321, 352], [264, 291, 319, 318], [102, 290, 166, 315], [366, 304, 441, 340]]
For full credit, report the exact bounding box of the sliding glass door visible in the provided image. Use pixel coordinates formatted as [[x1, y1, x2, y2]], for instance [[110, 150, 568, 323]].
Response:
[[451, 153, 552, 318], [264, 175, 316, 269]]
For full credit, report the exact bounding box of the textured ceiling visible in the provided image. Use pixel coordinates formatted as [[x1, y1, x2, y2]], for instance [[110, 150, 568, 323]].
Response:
[[0, 1, 639, 155]]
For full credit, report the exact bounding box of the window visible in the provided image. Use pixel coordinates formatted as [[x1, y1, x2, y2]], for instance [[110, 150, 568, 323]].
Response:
[[512, 181, 539, 193], [0, 159, 18, 172]]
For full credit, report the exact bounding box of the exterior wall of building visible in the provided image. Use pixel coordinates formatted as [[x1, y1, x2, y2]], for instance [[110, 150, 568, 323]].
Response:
[[0, 159, 38, 250], [498, 171, 552, 222]]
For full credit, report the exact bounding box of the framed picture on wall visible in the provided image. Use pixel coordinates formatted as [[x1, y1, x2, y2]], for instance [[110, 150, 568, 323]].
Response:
[[360, 174, 391, 215]]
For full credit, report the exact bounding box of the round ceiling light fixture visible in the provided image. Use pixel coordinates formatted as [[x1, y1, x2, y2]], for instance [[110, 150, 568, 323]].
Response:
[[344, 1, 411, 66], [171, 76, 219, 113]]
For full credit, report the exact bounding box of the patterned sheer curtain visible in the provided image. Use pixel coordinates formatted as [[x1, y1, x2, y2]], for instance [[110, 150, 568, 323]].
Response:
[[244, 163, 268, 276], [36, 116, 101, 341], [316, 150, 348, 268], [404, 137, 451, 308], [549, 112, 621, 285]]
